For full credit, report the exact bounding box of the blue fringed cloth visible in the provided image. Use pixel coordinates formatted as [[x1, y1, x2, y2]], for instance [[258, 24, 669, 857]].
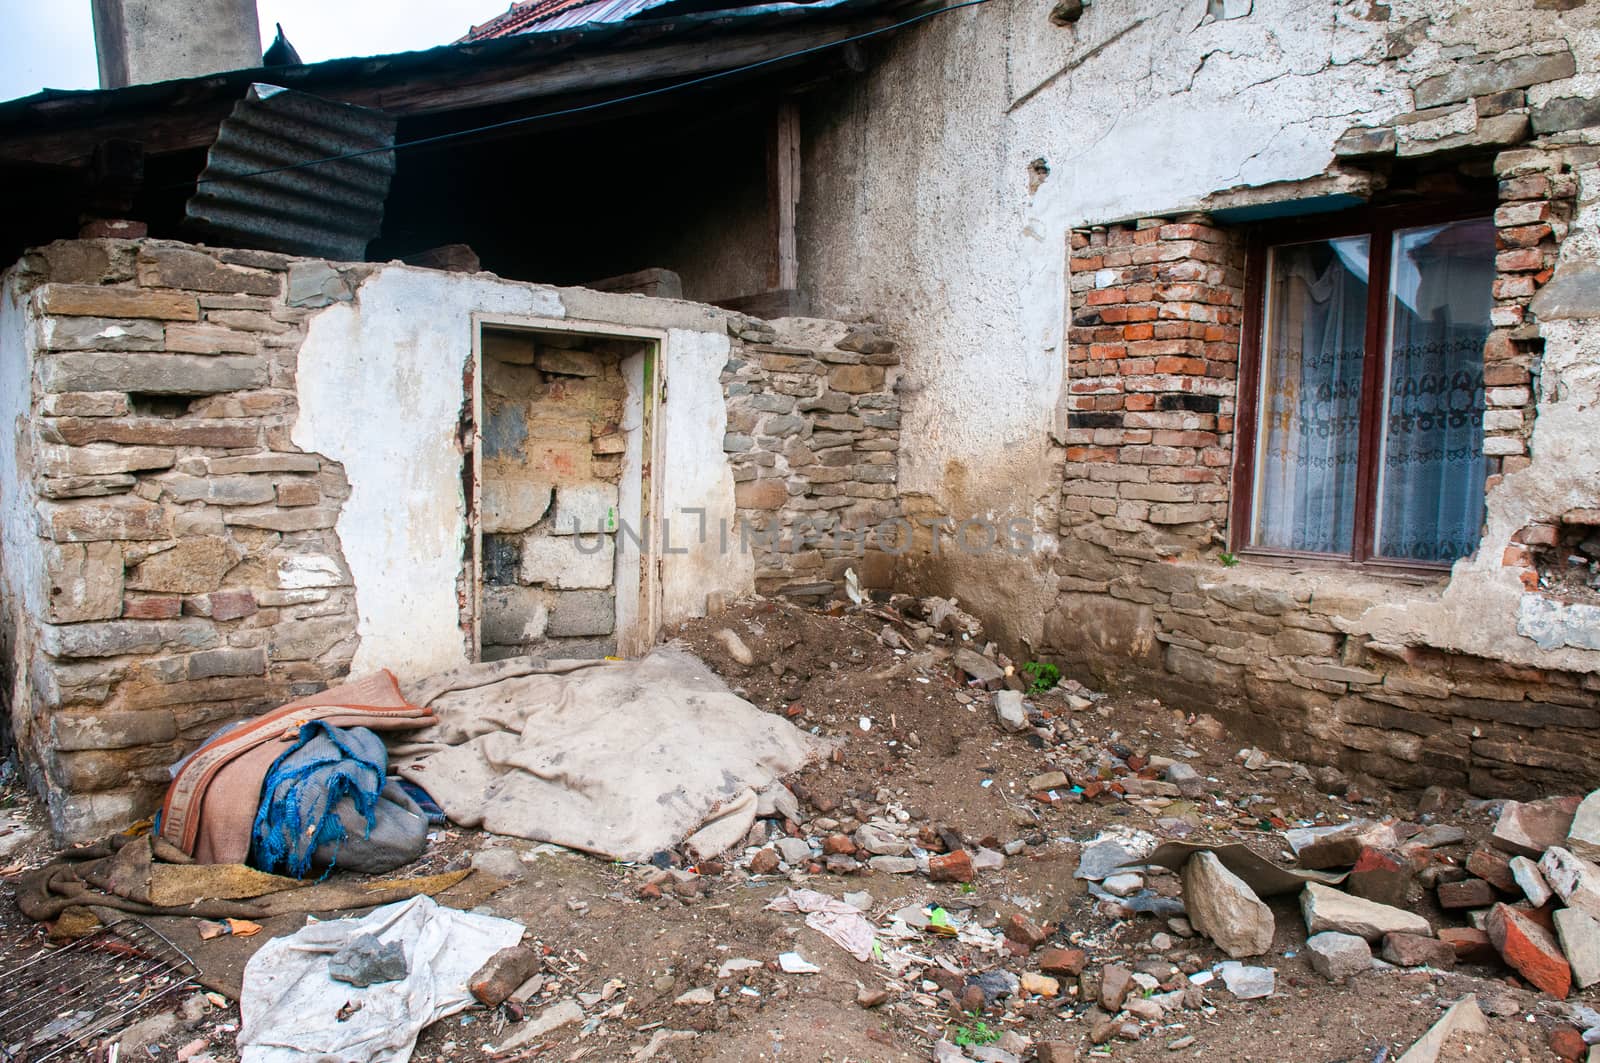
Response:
[[250, 722, 387, 878]]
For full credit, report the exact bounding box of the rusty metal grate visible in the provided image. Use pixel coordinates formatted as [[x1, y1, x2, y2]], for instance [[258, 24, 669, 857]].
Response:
[[0, 919, 198, 1062]]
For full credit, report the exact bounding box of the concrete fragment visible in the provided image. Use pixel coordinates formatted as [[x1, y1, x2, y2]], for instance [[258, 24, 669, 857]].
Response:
[[1183, 851, 1274, 958], [43, 541, 123, 622], [1306, 931, 1372, 981], [521, 534, 614, 590], [1510, 856, 1553, 907], [1569, 791, 1600, 864], [1486, 903, 1571, 999], [1215, 961, 1274, 999], [714, 628, 755, 666], [482, 480, 552, 533], [1554, 908, 1600, 990], [1540, 848, 1600, 921], [993, 690, 1027, 732], [953, 647, 1004, 688], [328, 934, 407, 987], [1301, 883, 1431, 941], [1164, 762, 1205, 796], [1395, 996, 1489, 1063], [489, 999, 583, 1053], [551, 482, 619, 534], [869, 855, 916, 874], [1493, 796, 1581, 858]]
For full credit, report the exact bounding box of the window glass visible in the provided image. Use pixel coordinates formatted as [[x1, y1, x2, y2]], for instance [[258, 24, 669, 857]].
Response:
[[1375, 219, 1495, 562], [1252, 236, 1370, 554]]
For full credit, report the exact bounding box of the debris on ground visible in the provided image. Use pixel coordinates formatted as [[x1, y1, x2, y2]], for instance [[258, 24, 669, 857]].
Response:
[[3, 591, 1598, 1060]]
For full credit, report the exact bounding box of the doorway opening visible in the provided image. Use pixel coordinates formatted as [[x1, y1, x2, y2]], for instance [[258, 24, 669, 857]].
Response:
[[472, 322, 658, 661]]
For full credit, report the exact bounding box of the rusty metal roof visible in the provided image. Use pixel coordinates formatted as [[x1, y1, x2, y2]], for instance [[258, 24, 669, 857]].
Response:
[[184, 84, 397, 261]]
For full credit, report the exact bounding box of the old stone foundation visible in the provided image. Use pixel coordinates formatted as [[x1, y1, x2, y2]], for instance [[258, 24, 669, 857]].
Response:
[[0, 238, 901, 842]]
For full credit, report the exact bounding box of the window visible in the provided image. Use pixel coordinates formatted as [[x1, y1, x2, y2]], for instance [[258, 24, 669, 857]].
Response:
[[1234, 207, 1497, 566]]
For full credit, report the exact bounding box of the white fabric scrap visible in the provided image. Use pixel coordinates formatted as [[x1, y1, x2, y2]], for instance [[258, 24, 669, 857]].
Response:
[[766, 888, 877, 962], [237, 895, 525, 1063]]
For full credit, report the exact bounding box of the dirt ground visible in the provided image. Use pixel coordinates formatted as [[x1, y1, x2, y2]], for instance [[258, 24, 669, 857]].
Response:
[[2, 595, 1596, 1062]]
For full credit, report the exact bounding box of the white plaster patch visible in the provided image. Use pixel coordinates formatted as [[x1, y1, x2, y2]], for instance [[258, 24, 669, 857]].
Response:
[[292, 267, 563, 679], [1518, 594, 1600, 651], [0, 273, 44, 745], [657, 327, 751, 624], [277, 554, 345, 589]]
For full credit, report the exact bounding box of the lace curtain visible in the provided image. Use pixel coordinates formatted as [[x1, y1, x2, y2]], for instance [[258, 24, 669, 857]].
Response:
[[1252, 236, 1369, 554], [1250, 221, 1493, 562]]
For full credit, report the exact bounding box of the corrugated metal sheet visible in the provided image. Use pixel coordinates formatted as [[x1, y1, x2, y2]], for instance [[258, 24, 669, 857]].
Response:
[[184, 84, 396, 261], [537, 0, 676, 32]]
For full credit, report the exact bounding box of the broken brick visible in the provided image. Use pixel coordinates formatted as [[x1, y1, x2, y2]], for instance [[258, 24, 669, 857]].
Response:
[[1486, 903, 1571, 998], [1437, 927, 1498, 965], [928, 850, 974, 883], [1466, 849, 1518, 893], [1438, 878, 1496, 910]]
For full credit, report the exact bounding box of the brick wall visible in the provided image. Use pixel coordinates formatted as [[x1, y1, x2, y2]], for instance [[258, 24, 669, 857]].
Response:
[[1043, 157, 1600, 799], [721, 321, 902, 597], [1062, 218, 1243, 552]]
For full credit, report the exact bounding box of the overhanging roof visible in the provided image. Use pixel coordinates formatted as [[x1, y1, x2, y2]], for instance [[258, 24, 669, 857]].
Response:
[[0, 0, 906, 169]]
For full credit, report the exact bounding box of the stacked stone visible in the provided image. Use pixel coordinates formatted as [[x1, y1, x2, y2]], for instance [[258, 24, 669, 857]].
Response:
[[11, 239, 364, 840], [1063, 217, 1244, 547], [720, 320, 902, 597], [478, 333, 629, 659], [1042, 558, 1600, 797]]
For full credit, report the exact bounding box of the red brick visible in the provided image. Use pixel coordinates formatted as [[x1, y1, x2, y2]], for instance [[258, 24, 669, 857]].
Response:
[[1466, 849, 1517, 893], [1483, 363, 1530, 386], [1497, 223, 1552, 248], [1496, 248, 1543, 272], [1122, 323, 1154, 340], [1037, 947, 1088, 976], [1550, 1027, 1586, 1061], [1123, 306, 1158, 322], [123, 596, 181, 619], [1486, 903, 1570, 998], [1437, 926, 1498, 964], [1088, 344, 1126, 360], [929, 850, 974, 883], [1154, 357, 1206, 375], [1438, 878, 1496, 909]]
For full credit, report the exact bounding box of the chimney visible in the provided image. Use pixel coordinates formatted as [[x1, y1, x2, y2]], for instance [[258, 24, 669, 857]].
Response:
[[92, 0, 263, 88]]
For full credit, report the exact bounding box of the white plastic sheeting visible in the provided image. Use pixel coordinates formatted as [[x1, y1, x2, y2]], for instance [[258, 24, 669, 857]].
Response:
[[238, 895, 524, 1062]]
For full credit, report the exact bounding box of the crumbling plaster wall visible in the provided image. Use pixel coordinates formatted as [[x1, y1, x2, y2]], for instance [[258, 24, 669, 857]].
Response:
[[796, 0, 1598, 653], [3, 238, 904, 840], [293, 269, 564, 677]]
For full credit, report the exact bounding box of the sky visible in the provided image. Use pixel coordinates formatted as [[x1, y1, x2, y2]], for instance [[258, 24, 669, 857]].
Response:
[[0, 1, 514, 103]]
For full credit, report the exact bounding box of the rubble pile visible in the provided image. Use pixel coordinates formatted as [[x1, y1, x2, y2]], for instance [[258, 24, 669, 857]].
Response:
[[3, 592, 1598, 1061]]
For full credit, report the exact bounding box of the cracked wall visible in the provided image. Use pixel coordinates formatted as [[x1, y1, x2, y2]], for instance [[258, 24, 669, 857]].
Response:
[[797, 0, 1600, 791]]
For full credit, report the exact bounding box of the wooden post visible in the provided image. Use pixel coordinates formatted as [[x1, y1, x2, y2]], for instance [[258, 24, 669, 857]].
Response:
[[770, 99, 801, 292]]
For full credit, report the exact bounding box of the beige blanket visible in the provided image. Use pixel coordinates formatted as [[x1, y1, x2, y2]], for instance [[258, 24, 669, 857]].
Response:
[[390, 647, 830, 862]]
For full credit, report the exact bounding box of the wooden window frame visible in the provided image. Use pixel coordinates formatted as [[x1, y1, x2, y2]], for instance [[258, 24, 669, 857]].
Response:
[[1229, 198, 1498, 574]]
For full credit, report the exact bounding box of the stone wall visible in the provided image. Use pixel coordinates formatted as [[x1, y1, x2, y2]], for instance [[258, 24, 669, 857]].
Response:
[[479, 328, 634, 659], [721, 319, 903, 597], [1, 239, 907, 842], [3, 240, 361, 839]]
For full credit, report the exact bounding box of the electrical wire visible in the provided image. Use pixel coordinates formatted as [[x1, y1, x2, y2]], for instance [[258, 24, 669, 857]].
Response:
[[178, 0, 994, 190]]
